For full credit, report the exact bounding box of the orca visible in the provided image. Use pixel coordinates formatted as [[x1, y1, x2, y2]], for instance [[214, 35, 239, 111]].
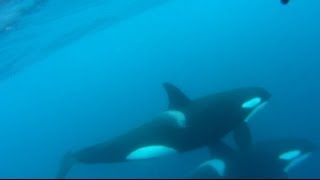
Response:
[[188, 138, 317, 179], [56, 82, 271, 178]]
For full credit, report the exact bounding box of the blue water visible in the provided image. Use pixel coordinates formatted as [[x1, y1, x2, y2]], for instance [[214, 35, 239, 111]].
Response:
[[0, 0, 319, 178]]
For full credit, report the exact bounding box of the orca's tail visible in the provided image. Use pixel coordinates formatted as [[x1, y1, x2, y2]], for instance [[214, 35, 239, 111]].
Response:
[[56, 151, 76, 179]]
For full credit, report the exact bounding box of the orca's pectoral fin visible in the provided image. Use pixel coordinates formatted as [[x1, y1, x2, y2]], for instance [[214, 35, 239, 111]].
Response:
[[162, 82, 191, 110], [233, 123, 253, 152], [207, 140, 236, 160], [56, 151, 76, 179]]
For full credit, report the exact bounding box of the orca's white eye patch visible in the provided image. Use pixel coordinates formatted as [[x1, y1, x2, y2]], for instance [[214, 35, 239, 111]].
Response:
[[126, 145, 177, 160], [242, 97, 262, 109], [279, 150, 301, 160], [244, 101, 268, 123]]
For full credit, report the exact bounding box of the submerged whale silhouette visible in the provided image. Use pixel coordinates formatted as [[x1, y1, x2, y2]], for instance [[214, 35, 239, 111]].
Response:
[[189, 137, 316, 179], [56, 82, 271, 178], [281, 0, 290, 5]]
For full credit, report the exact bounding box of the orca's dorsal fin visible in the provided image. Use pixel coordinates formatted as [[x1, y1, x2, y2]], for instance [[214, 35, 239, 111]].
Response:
[[163, 82, 191, 110]]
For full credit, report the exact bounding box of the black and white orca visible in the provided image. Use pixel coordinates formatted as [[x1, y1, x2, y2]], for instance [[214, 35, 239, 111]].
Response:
[[56, 82, 271, 178], [189, 137, 317, 179]]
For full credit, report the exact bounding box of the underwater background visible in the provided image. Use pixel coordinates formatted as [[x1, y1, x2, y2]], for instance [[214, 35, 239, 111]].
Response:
[[0, 0, 319, 178]]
